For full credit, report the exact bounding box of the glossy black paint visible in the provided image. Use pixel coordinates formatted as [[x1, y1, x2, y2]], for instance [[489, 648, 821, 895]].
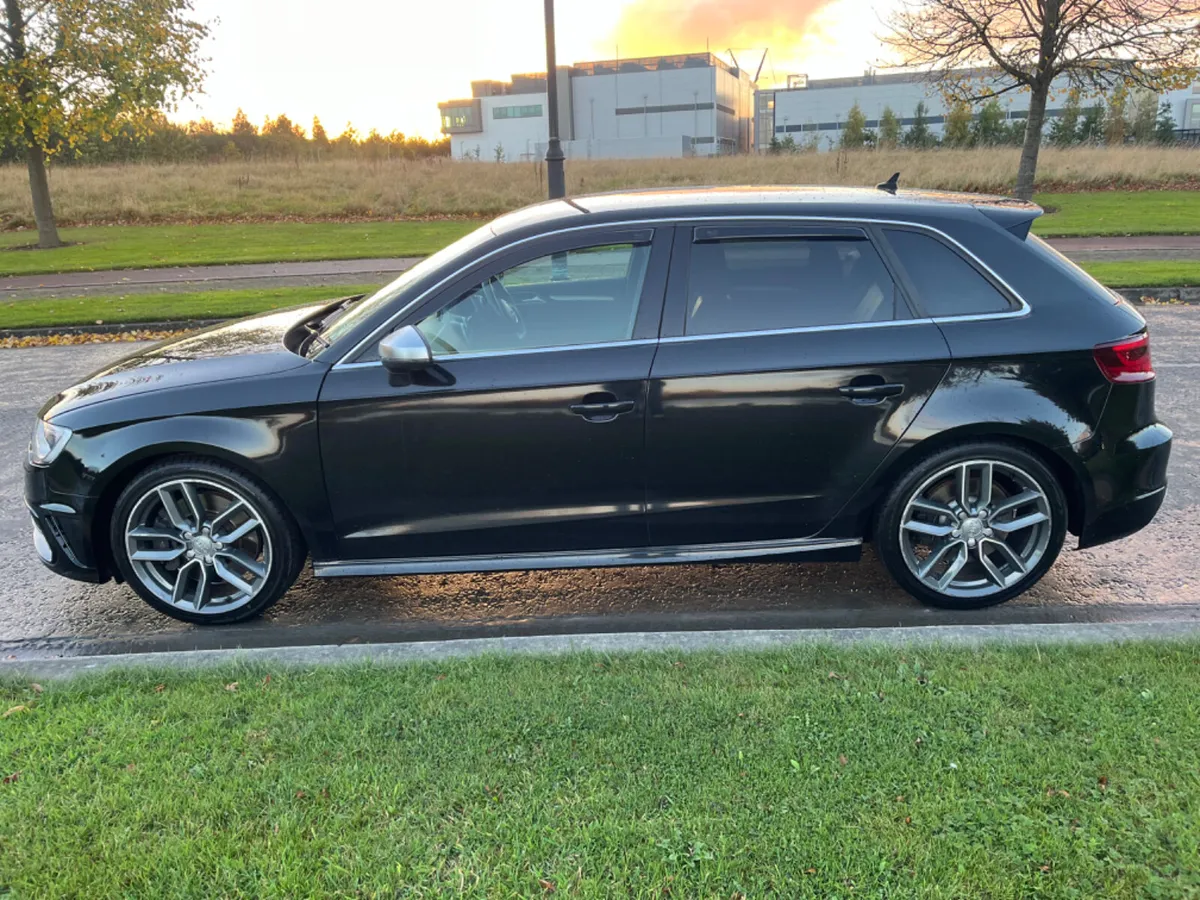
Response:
[[25, 185, 1170, 590]]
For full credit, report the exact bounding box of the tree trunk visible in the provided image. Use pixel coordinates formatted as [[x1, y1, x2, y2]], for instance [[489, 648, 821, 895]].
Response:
[[24, 135, 62, 249], [1013, 86, 1049, 201]]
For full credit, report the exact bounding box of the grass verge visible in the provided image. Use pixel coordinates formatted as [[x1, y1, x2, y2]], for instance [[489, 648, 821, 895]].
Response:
[[0, 220, 478, 277], [1032, 191, 1200, 237], [1079, 261, 1200, 289], [2, 643, 1199, 896], [0, 284, 379, 329]]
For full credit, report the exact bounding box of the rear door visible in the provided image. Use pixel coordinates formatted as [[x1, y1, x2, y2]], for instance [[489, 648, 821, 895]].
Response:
[[645, 221, 951, 547]]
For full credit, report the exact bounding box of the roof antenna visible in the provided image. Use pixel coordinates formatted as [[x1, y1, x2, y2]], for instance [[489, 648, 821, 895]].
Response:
[[877, 172, 900, 195]]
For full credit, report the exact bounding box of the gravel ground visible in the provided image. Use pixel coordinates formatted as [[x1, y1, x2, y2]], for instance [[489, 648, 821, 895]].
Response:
[[1, 306, 1196, 659]]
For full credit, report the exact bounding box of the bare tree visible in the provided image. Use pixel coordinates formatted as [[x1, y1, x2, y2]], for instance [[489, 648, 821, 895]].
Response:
[[883, 0, 1200, 199]]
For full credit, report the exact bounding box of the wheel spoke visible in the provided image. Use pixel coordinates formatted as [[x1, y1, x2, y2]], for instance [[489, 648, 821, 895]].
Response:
[[128, 526, 185, 544], [213, 554, 259, 596], [977, 544, 1008, 587], [989, 490, 1041, 518], [157, 486, 192, 531], [954, 464, 970, 509], [934, 543, 969, 591], [977, 462, 994, 508], [902, 519, 956, 538], [984, 537, 1028, 576], [918, 539, 963, 580], [909, 497, 954, 517], [172, 558, 209, 608], [990, 511, 1049, 534], [131, 545, 186, 562], [210, 501, 245, 533], [180, 482, 205, 529], [215, 517, 260, 545]]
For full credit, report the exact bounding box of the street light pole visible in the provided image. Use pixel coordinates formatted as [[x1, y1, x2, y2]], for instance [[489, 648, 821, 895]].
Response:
[[543, 0, 566, 199]]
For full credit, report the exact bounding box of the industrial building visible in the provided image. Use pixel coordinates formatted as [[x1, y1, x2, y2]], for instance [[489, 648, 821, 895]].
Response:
[[756, 69, 1200, 151], [438, 52, 755, 161]]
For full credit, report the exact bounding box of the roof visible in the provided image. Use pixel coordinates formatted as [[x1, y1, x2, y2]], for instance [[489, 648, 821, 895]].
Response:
[[490, 185, 1042, 239]]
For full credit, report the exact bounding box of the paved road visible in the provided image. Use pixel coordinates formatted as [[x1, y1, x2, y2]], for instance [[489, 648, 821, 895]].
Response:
[[1, 306, 1197, 659], [3, 236, 1196, 300]]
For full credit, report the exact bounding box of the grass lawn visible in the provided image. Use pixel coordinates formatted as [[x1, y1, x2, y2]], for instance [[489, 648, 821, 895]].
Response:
[[1031, 191, 1200, 237], [0, 284, 379, 329], [0, 220, 479, 277], [1079, 261, 1200, 289], [2, 643, 1198, 897]]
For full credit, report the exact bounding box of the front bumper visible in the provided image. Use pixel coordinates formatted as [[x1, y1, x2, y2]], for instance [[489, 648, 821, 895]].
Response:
[[1077, 422, 1172, 549], [24, 463, 106, 583]]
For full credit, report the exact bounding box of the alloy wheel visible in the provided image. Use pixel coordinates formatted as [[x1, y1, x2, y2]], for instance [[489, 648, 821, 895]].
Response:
[[124, 478, 273, 615], [898, 459, 1053, 600]]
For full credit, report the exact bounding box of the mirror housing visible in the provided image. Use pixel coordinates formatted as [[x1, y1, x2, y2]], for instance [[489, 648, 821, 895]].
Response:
[[379, 325, 433, 373]]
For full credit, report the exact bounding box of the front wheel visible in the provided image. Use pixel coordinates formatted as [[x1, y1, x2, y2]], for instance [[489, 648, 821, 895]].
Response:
[[110, 458, 305, 624], [875, 442, 1068, 609]]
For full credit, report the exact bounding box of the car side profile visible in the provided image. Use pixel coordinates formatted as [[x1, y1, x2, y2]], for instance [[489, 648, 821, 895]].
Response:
[[26, 185, 1171, 623]]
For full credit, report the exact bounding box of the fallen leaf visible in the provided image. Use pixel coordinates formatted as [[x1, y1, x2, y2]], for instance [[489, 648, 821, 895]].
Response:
[[1098, 776, 1109, 790], [29, 683, 43, 694], [838, 754, 848, 766], [2, 772, 19, 784], [126, 763, 136, 772], [3, 705, 29, 718], [154, 684, 165, 693], [804, 868, 817, 875], [435, 674, 446, 681], [895, 795, 905, 802], [904, 816, 912, 825], [224, 682, 238, 692], [1040, 865, 1051, 873], [827, 671, 841, 680], [295, 790, 306, 799], [538, 878, 556, 893], [262, 674, 271, 686]]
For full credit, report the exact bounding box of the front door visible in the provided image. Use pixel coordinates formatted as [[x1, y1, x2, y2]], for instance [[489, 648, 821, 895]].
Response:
[[645, 223, 951, 547], [317, 227, 671, 562]]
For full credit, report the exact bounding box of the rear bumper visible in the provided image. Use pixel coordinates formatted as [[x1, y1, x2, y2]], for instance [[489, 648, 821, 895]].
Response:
[[1076, 422, 1171, 549], [24, 463, 106, 583]]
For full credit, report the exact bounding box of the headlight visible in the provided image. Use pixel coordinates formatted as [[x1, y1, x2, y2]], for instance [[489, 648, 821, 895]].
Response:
[[28, 419, 72, 467]]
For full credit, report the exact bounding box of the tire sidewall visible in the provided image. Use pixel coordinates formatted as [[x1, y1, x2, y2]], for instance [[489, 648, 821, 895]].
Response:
[[876, 441, 1068, 609], [110, 458, 302, 625]]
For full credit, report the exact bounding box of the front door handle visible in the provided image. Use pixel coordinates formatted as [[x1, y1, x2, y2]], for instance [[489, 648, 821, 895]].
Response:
[[839, 380, 905, 404], [569, 392, 637, 422]]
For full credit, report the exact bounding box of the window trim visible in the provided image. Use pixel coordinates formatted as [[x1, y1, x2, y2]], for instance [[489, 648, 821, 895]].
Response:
[[332, 216, 1029, 368], [874, 224, 1020, 319]]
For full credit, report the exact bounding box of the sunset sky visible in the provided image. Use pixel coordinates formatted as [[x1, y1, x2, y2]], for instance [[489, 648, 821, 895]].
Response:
[[176, 0, 894, 139]]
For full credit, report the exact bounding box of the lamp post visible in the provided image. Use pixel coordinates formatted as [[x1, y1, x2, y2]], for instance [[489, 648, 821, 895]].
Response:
[[543, 0, 566, 199]]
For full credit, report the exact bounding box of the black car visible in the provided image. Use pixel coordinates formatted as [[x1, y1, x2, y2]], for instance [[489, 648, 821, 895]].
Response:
[[26, 186, 1171, 623]]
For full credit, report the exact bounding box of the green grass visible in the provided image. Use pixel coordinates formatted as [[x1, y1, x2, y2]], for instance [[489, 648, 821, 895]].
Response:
[[1032, 191, 1200, 237], [0, 284, 380, 329], [0, 220, 479, 277], [2, 643, 1199, 897], [1078, 261, 1200, 288]]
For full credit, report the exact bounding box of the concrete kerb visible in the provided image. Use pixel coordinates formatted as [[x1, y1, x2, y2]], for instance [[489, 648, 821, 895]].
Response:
[[6, 620, 1200, 679]]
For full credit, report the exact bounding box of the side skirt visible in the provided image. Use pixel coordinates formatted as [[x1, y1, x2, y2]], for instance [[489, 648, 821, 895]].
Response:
[[313, 537, 863, 578]]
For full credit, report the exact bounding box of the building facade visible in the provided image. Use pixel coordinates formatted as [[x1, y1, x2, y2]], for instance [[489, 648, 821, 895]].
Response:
[[438, 53, 755, 162], [756, 69, 1200, 151]]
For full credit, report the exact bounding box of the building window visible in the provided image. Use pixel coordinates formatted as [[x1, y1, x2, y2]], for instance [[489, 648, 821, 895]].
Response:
[[441, 107, 475, 129], [493, 104, 544, 120]]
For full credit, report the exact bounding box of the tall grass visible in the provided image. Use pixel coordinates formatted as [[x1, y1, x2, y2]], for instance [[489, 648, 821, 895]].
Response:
[[1, 146, 1196, 225]]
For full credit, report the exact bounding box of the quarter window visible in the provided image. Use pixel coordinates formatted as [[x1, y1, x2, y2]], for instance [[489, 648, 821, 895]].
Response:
[[493, 105, 544, 119], [883, 229, 1014, 317], [416, 243, 650, 356], [684, 237, 903, 336]]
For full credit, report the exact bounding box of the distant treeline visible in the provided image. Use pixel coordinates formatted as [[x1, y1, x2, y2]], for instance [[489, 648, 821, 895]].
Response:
[[0, 109, 450, 165], [770, 88, 1182, 153]]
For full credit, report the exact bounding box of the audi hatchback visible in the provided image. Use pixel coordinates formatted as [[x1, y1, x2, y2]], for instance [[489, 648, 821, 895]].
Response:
[[26, 186, 1171, 623]]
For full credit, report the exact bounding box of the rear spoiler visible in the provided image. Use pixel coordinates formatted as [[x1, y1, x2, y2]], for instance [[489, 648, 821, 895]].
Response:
[[975, 202, 1044, 240]]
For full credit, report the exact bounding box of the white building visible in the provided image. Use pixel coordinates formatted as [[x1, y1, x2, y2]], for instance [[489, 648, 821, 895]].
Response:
[[439, 53, 755, 162], [756, 69, 1200, 151]]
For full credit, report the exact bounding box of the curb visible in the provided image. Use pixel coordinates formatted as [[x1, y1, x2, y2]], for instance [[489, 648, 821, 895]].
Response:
[[7, 620, 1200, 679], [1115, 287, 1200, 304]]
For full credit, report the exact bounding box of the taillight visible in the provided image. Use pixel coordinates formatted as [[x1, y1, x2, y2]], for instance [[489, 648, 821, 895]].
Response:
[[1093, 332, 1154, 383]]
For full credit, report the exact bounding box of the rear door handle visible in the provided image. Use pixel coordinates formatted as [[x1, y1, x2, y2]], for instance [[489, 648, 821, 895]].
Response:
[[569, 392, 637, 422], [839, 382, 905, 403]]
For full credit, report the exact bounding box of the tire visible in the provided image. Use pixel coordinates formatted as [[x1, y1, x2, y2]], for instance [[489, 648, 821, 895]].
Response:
[[875, 441, 1068, 609], [110, 456, 306, 624]]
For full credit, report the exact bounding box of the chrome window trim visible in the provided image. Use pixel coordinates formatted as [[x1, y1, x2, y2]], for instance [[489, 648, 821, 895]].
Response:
[[333, 214, 1031, 369]]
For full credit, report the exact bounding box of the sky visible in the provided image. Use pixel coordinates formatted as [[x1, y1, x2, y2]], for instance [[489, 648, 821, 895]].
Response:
[[175, 0, 895, 139]]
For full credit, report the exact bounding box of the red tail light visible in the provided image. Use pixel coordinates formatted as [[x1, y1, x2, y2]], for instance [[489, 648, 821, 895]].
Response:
[[1094, 333, 1154, 383]]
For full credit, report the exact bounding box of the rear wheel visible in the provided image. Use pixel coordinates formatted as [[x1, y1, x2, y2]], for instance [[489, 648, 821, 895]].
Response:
[[110, 458, 305, 624], [876, 442, 1067, 609]]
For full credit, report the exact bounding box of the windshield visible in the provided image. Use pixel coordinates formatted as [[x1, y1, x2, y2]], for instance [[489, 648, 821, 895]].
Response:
[[318, 222, 497, 347]]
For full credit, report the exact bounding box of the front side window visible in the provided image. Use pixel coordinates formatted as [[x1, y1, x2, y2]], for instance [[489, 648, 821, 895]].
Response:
[[883, 228, 1015, 317], [684, 236, 902, 336], [416, 243, 650, 356]]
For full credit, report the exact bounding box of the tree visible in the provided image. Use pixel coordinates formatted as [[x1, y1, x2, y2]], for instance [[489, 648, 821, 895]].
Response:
[[1129, 90, 1160, 142], [884, 0, 1200, 201], [1077, 104, 1105, 143], [0, 0, 209, 247], [1104, 84, 1129, 144], [878, 106, 902, 148], [1155, 101, 1178, 143], [1048, 89, 1082, 146], [840, 102, 871, 148], [972, 98, 1009, 145], [311, 117, 329, 159], [902, 101, 937, 148], [943, 102, 973, 147]]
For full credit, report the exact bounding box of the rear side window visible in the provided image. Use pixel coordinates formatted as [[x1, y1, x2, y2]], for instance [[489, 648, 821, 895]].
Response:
[[883, 229, 1014, 317], [684, 237, 903, 336]]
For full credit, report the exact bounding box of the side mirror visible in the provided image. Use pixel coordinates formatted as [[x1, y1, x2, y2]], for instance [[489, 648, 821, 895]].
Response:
[[379, 325, 433, 373]]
